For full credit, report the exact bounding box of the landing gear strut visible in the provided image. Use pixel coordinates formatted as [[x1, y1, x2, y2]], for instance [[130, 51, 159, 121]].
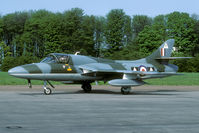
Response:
[[28, 79, 32, 88], [81, 82, 92, 93], [121, 86, 131, 95], [43, 80, 54, 95]]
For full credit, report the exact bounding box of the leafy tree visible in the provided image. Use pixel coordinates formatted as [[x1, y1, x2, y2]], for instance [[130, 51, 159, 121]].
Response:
[[0, 18, 3, 62], [153, 15, 168, 41], [1, 54, 39, 71], [192, 17, 199, 56], [22, 10, 53, 57], [0, 9, 198, 72], [105, 9, 130, 53], [123, 15, 133, 45], [42, 13, 64, 55], [2, 12, 30, 57], [0, 17, 3, 40], [0, 41, 12, 63], [167, 12, 198, 56], [0, 56, 16, 71], [136, 24, 166, 56], [81, 15, 95, 56], [132, 15, 152, 38], [61, 8, 84, 53], [93, 16, 106, 57], [106, 43, 143, 60], [173, 54, 199, 72]]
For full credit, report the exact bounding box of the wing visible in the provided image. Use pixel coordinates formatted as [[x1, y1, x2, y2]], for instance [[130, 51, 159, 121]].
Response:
[[79, 63, 126, 76], [79, 63, 180, 76], [79, 63, 181, 86]]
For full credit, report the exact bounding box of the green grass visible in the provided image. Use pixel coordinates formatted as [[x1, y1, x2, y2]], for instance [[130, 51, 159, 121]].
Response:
[[0, 72, 199, 85], [145, 73, 199, 85]]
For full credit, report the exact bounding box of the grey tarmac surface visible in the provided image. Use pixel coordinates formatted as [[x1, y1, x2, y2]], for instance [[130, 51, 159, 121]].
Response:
[[0, 85, 199, 133]]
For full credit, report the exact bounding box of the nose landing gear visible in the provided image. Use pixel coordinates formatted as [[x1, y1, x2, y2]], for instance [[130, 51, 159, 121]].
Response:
[[43, 80, 54, 95], [44, 87, 52, 95], [28, 79, 32, 88]]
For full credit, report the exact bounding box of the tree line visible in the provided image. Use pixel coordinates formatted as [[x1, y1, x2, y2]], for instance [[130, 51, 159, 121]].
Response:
[[0, 8, 199, 71]]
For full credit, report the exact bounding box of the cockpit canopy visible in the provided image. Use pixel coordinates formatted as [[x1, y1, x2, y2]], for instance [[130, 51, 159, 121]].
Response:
[[40, 53, 70, 64]]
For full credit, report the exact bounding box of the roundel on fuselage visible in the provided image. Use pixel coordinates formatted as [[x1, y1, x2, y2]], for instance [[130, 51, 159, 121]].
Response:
[[139, 65, 147, 72]]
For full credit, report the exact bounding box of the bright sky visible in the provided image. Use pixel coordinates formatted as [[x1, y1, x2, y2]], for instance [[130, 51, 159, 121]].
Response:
[[0, 0, 199, 17]]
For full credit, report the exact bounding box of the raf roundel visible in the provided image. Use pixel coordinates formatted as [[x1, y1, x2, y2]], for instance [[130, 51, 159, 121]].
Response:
[[139, 65, 147, 72]]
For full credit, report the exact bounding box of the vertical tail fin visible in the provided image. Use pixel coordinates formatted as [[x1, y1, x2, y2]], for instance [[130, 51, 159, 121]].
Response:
[[146, 39, 175, 60], [145, 39, 191, 72], [144, 39, 175, 72]]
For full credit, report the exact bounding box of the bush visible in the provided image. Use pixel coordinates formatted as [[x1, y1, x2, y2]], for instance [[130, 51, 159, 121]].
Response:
[[0, 56, 16, 72], [173, 54, 199, 72], [1, 55, 40, 72]]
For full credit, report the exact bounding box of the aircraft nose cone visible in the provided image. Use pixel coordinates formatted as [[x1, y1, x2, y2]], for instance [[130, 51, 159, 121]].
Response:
[[8, 66, 28, 76]]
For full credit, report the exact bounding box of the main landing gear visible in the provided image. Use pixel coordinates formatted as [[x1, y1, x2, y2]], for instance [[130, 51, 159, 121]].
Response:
[[121, 86, 131, 95], [81, 82, 92, 93], [43, 80, 55, 95]]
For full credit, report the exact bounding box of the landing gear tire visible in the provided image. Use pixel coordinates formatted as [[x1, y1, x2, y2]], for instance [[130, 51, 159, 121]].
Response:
[[121, 87, 131, 95], [82, 83, 92, 93], [44, 87, 52, 95]]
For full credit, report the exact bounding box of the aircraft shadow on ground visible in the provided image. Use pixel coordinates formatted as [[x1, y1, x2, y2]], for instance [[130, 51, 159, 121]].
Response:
[[19, 89, 178, 96]]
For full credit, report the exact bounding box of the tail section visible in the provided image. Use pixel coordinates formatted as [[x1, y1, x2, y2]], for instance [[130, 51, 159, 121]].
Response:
[[146, 39, 192, 61], [146, 39, 175, 60], [145, 39, 192, 72]]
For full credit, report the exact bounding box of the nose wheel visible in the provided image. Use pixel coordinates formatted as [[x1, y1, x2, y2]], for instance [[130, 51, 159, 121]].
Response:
[[44, 87, 52, 95], [121, 87, 131, 95], [43, 80, 54, 95]]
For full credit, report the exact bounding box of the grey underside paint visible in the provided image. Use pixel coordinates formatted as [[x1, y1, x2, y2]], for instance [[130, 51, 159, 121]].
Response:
[[108, 79, 145, 86]]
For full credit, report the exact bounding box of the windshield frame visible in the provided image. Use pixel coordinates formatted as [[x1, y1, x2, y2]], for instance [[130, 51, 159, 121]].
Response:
[[40, 53, 70, 64], [40, 55, 57, 63]]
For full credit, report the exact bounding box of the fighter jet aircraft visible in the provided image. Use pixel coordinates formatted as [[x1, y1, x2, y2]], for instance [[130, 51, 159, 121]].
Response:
[[8, 39, 191, 95]]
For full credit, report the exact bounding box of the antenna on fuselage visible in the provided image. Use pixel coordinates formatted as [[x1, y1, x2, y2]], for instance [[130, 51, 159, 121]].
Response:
[[75, 51, 80, 55]]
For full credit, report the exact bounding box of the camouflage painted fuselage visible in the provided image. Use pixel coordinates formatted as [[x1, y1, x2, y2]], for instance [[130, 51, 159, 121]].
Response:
[[8, 39, 191, 91], [8, 53, 177, 84]]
